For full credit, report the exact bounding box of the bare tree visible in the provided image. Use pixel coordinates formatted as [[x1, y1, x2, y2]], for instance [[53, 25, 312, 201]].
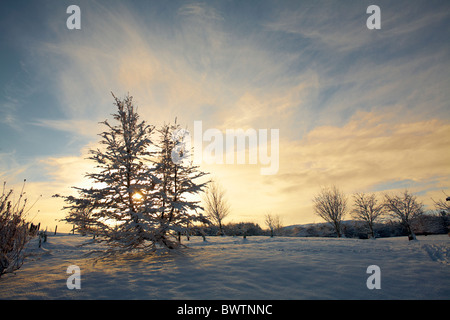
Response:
[[384, 190, 423, 240], [432, 191, 450, 214], [265, 213, 283, 237], [265, 213, 275, 237], [431, 191, 450, 233], [203, 180, 230, 235], [312, 185, 347, 238], [352, 193, 385, 238]]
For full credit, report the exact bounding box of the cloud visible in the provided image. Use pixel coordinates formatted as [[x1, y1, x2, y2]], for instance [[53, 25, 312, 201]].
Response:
[[30, 0, 449, 148], [28, 0, 318, 140], [282, 111, 450, 189], [0, 98, 19, 129], [262, 0, 450, 130], [265, 0, 450, 52], [262, 110, 450, 222], [33, 2, 225, 128], [31, 118, 101, 138], [264, 1, 369, 52], [178, 2, 224, 21], [0, 151, 27, 181]]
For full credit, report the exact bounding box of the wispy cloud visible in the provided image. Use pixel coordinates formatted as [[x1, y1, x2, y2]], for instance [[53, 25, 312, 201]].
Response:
[[31, 119, 100, 138], [178, 2, 224, 21], [0, 151, 27, 181], [281, 111, 450, 188]]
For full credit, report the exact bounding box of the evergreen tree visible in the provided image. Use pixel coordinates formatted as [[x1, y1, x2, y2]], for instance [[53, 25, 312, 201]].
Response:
[[153, 121, 209, 248], [58, 94, 209, 253], [59, 93, 161, 254]]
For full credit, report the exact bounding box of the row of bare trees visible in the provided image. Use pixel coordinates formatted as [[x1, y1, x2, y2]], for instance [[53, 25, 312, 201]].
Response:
[[200, 180, 448, 240], [313, 185, 449, 240]]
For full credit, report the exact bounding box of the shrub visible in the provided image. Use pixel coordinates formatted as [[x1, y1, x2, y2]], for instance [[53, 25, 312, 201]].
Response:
[[0, 181, 36, 278]]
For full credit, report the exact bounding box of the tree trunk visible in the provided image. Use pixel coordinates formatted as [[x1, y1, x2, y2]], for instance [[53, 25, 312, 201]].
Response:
[[369, 224, 375, 239], [218, 221, 224, 236], [406, 224, 417, 241]]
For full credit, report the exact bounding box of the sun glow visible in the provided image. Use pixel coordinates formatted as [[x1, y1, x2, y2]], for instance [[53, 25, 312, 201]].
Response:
[[132, 192, 143, 201]]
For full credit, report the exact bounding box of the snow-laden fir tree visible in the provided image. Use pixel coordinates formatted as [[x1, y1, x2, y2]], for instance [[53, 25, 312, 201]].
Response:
[[58, 93, 163, 254], [58, 93, 210, 253], [61, 198, 96, 236], [153, 121, 209, 248]]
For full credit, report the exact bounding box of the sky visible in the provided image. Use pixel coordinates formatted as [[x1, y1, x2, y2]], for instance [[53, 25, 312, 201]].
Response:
[[1, 0, 449, 232]]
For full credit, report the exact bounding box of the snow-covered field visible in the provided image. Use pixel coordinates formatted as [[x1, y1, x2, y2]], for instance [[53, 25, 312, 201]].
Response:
[[0, 233, 449, 300]]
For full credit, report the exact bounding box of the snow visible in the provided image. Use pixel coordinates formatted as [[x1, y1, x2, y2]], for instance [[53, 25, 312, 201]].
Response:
[[0, 233, 449, 300]]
